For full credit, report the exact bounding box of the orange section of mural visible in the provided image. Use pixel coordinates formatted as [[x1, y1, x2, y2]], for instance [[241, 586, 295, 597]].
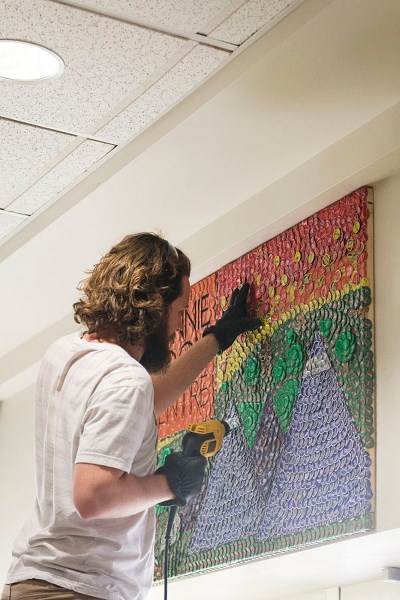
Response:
[[157, 273, 217, 438]]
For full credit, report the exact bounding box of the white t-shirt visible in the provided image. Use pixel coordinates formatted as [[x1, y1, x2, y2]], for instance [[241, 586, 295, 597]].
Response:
[[6, 332, 158, 600]]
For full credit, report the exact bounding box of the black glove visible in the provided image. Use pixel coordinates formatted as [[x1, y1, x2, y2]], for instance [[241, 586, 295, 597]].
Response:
[[155, 452, 207, 507], [203, 283, 262, 352]]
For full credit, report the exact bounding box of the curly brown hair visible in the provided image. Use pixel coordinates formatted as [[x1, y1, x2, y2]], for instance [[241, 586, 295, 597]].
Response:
[[73, 233, 191, 346]]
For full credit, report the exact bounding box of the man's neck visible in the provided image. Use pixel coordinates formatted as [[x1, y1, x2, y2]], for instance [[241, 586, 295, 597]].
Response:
[[83, 331, 144, 362]]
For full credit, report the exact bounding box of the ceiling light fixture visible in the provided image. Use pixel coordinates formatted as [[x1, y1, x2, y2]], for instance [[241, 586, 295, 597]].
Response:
[[0, 39, 64, 82]]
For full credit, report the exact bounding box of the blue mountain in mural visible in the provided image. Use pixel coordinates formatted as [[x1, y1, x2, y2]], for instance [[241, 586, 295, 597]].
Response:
[[189, 401, 266, 553], [257, 332, 373, 539]]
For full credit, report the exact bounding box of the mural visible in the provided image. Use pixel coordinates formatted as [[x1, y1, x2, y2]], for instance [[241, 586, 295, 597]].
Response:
[[154, 187, 375, 581]]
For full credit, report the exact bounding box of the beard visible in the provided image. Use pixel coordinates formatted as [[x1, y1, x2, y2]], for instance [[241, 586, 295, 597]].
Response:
[[139, 316, 175, 374]]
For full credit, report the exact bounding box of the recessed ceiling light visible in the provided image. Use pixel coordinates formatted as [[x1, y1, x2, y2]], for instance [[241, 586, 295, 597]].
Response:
[[0, 39, 64, 82]]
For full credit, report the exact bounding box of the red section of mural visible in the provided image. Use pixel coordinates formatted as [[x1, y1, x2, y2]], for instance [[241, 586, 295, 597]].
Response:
[[217, 188, 370, 325], [158, 274, 217, 438]]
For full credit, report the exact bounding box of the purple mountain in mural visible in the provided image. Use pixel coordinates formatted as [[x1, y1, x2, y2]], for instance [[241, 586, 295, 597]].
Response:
[[251, 393, 285, 500], [257, 332, 373, 540], [189, 401, 266, 553]]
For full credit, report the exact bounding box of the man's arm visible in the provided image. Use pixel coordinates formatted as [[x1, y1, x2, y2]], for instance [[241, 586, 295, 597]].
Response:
[[152, 284, 261, 418], [73, 463, 174, 519], [152, 334, 219, 418], [73, 451, 207, 519]]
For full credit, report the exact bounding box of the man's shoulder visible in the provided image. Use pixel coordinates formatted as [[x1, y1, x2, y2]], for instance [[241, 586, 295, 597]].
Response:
[[43, 332, 152, 392], [72, 337, 153, 392]]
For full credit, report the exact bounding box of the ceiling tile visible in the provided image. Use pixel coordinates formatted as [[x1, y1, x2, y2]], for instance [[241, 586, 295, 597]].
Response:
[[95, 44, 229, 145], [74, 0, 243, 36], [0, 210, 27, 241], [7, 140, 114, 216], [211, 0, 305, 45], [0, 119, 75, 209], [0, 0, 187, 135]]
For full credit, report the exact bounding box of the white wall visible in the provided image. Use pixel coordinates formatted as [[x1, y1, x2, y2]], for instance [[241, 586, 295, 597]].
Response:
[[285, 580, 400, 600], [0, 385, 35, 577], [286, 583, 400, 600], [342, 581, 400, 600], [373, 173, 400, 532]]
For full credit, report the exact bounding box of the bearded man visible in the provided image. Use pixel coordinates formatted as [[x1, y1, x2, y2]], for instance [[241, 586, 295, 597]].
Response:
[[2, 232, 260, 600]]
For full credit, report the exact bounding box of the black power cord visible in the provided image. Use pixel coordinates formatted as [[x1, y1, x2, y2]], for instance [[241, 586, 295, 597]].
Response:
[[164, 505, 178, 600]]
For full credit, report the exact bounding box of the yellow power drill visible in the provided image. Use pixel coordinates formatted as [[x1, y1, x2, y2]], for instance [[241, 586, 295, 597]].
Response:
[[182, 419, 230, 458]]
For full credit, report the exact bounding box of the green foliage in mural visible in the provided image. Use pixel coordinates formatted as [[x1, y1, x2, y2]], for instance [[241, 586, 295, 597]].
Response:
[[335, 330, 356, 363], [244, 356, 261, 386], [272, 357, 286, 383], [273, 379, 300, 432], [319, 318, 332, 338], [238, 401, 264, 448], [285, 344, 304, 375]]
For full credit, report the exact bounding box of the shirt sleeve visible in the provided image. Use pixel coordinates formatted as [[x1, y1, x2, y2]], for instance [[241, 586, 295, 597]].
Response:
[[76, 379, 153, 474]]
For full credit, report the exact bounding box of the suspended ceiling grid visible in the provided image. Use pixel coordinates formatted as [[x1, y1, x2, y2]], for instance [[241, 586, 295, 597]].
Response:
[[0, 0, 304, 242]]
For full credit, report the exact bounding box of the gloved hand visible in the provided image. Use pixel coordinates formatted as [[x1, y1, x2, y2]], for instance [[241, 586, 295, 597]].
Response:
[[155, 452, 207, 506], [203, 283, 262, 352]]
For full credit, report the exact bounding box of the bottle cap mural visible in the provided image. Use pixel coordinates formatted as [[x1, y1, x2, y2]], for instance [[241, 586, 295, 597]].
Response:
[[154, 187, 375, 582]]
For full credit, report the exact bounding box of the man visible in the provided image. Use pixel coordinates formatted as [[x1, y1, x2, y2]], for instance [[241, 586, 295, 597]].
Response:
[[2, 233, 260, 600]]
